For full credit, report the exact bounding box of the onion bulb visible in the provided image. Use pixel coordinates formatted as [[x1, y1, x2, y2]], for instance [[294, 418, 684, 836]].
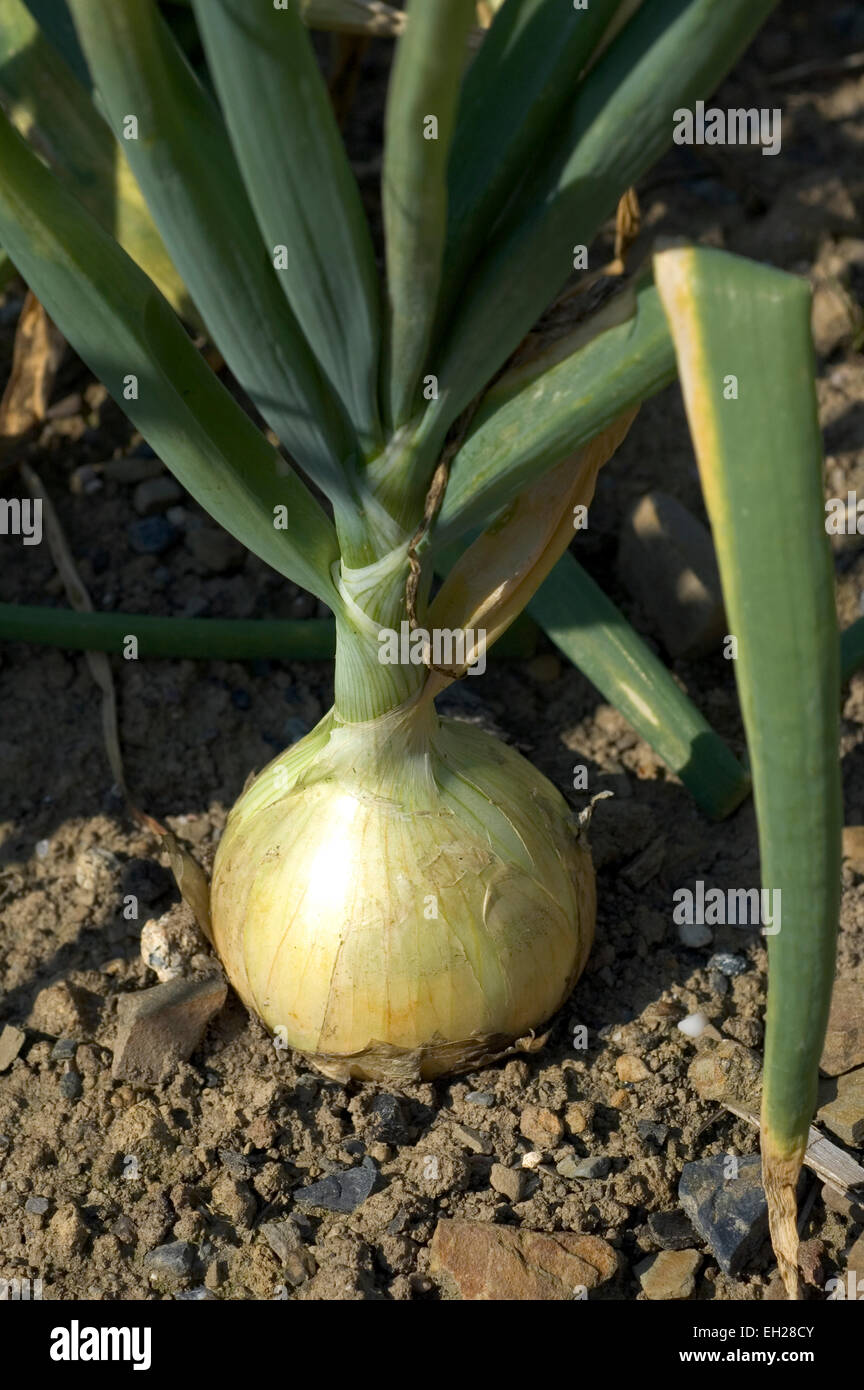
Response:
[[210, 694, 595, 1082]]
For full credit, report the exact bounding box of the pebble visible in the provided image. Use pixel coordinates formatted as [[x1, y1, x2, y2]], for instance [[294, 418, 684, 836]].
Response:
[[645, 1208, 699, 1251], [678, 921, 713, 948], [294, 1156, 378, 1214], [819, 977, 864, 1076], [133, 476, 182, 516], [609, 1088, 631, 1109], [688, 1038, 762, 1103], [143, 1240, 196, 1283], [59, 1069, 83, 1100], [677, 1012, 710, 1039], [616, 1054, 650, 1083], [636, 1120, 669, 1148], [637, 1248, 702, 1300], [24, 1196, 50, 1216], [707, 952, 748, 978], [816, 1066, 864, 1146], [127, 517, 177, 555], [451, 1122, 492, 1155], [567, 1156, 611, 1180], [259, 1219, 316, 1286], [429, 1220, 618, 1300], [465, 1091, 495, 1107], [370, 1093, 410, 1145], [51, 1037, 77, 1061], [519, 1105, 564, 1149], [174, 1287, 217, 1300], [111, 974, 227, 1085], [490, 1163, 526, 1203], [521, 1151, 543, 1170], [678, 1154, 802, 1276], [564, 1102, 590, 1136], [103, 456, 163, 485], [185, 526, 246, 574], [0, 1024, 26, 1071]]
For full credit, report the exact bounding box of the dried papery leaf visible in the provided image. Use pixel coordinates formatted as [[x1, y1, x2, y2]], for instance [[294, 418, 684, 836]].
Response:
[[161, 830, 213, 943], [0, 292, 65, 440], [425, 408, 637, 694]]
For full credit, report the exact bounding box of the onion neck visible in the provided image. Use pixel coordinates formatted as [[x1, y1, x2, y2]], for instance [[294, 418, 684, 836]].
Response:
[[332, 538, 429, 723]]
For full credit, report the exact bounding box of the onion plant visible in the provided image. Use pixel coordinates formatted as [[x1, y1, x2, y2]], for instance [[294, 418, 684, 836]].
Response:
[[0, 0, 843, 1296]]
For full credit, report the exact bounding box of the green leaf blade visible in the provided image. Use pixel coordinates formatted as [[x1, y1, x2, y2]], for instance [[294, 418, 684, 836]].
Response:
[[67, 0, 354, 499], [192, 0, 383, 455], [655, 244, 842, 1292], [0, 109, 341, 606], [382, 0, 475, 430]]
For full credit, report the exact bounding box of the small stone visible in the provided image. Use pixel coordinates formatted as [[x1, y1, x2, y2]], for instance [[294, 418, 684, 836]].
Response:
[[678, 1011, 710, 1039], [521, 1151, 543, 1170], [111, 1215, 137, 1244], [678, 1154, 803, 1276], [294, 1156, 378, 1214], [568, 1156, 611, 1180], [49, 1202, 88, 1256], [637, 1120, 670, 1147], [618, 491, 725, 658], [369, 1093, 410, 1145], [260, 1218, 316, 1286], [707, 952, 748, 978], [429, 1219, 618, 1299], [490, 1163, 526, 1203], [0, 1024, 26, 1071], [842, 826, 864, 874], [133, 476, 182, 516], [819, 976, 864, 1076], [519, 1105, 564, 1149], [51, 1038, 78, 1061], [104, 456, 163, 485], [128, 516, 177, 555], [451, 1122, 492, 1155], [211, 1173, 257, 1227], [564, 1102, 590, 1136], [59, 1069, 83, 1100], [465, 1091, 495, 1107], [186, 526, 245, 574], [821, 1182, 864, 1223], [29, 980, 99, 1038], [144, 1240, 196, 1284], [688, 1039, 762, 1103], [645, 1209, 699, 1251], [140, 905, 208, 983], [616, 1054, 650, 1083], [25, 1196, 50, 1215], [609, 1088, 631, 1109], [637, 1249, 702, 1300], [817, 1066, 864, 1146], [174, 1287, 217, 1300], [111, 974, 227, 1085], [678, 921, 713, 949]]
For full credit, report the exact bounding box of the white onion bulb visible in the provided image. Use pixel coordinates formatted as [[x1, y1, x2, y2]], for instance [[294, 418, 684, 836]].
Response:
[[210, 695, 595, 1082]]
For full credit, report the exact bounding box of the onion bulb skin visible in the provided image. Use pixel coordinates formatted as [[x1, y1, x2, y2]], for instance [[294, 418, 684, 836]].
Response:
[[210, 697, 595, 1083]]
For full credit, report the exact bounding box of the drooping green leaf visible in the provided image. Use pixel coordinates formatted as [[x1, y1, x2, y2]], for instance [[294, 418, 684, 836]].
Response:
[[22, 0, 90, 86], [432, 275, 676, 550], [441, 0, 620, 323], [381, 0, 476, 431], [529, 550, 751, 821], [655, 244, 841, 1297], [0, 0, 194, 319], [67, 0, 355, 505], [424, 0, 780, 458], [0, 108, 341, 606], [192, 0, 383, 455]]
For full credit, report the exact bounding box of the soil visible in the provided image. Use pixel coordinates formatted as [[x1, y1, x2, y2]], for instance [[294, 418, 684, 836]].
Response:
[[1, 1, 863, 1302]]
